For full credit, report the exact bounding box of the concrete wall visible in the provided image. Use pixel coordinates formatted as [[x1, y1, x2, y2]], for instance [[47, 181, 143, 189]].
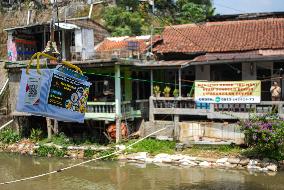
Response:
[[7, 69, 21, 113], [143, 120, 244, 145], [242, 62, 256, 80], [195, 65, 210, 81]]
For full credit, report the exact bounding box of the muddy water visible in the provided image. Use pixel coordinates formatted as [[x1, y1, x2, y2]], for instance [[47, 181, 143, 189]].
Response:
[[0, 153, 284, 190]]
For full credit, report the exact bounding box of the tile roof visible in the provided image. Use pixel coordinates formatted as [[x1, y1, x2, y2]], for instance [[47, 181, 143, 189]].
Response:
[[96, 35, 161, 53], [154, 18, 284, 54]]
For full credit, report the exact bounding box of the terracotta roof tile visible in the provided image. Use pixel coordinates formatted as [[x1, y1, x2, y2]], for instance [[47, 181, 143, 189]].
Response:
[[154, 18, 284, 54], [96, 35, 161, 53]]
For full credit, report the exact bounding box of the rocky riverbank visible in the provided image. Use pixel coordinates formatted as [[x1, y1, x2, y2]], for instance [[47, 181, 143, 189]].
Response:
[[119, 152, 281, 173], [0, 139, 282, 174]]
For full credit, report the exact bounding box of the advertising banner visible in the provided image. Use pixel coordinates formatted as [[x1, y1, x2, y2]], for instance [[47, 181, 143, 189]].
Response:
[[194, 80, 261, 104], [16, 66, 91, 123]]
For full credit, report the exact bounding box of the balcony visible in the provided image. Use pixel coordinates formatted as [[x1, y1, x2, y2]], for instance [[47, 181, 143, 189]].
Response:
[[150, 96, 284, 120], [85, 100, 149, 121]]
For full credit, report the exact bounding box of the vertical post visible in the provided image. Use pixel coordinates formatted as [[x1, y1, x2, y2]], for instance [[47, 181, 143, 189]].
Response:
[[53, 119, 58, 135], [124, 69, 132, 101], [178, 68, 181, 97], [61, 30, 66, 60], [46, 118, 52, 140], [150, 69, 153, 96], [149, 96, 154, 122], [174, 115, 180, 141], [115, 64, 122, 143], [43, 26, 46, 49]]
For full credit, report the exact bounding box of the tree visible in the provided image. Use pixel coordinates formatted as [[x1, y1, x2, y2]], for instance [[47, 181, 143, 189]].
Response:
[[176, 0, 215, 23], [177, 2, 214, 23], [102, 0, 215, 36], [103, 6, 146, 36]]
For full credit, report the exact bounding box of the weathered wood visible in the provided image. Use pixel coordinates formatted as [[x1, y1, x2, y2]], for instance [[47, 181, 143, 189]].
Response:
[[46, 118, 52, 140], [53, 119, 58, 135], [149, 96, 154, 122], [178, 68, 181, 97], [174, 115, 180, 141]]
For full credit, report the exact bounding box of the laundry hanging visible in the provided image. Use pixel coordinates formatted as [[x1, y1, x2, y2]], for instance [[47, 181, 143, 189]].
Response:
[[16, 52, 91, 123]]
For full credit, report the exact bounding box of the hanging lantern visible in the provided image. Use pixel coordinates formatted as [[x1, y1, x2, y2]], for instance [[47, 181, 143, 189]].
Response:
[[16, 52, 91, 123]]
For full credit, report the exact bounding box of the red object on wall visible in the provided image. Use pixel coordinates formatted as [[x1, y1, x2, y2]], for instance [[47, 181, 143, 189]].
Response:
[[107, 122, 128, 140]]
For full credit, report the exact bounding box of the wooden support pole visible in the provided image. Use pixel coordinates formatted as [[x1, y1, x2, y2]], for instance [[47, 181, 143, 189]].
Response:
[[178, 68, 181, 97], [115, 64, 122, 143], [150, 69, 153, 96], [46, 118, 52, 140], [149, 96, 154, 122], [174, 115, 180, 141], [53, 119, 58, 135]]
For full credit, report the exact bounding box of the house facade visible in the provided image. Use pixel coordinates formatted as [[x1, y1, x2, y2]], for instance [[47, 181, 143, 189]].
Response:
[[3, 13, 284, 144]]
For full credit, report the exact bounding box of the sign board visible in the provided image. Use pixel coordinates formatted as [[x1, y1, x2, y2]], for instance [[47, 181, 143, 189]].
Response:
[[48, 71, 89, 113], [194, 80, 261, 103], [17, 66, 91, 123], [127, 41, 139, 51]]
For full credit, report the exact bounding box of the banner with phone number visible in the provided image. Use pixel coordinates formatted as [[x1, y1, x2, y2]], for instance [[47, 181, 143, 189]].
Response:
[[194, 80, 261, 103]]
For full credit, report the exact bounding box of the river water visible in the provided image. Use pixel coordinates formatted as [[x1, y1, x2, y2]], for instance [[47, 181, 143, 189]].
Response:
[[0, 153, 284, 190]]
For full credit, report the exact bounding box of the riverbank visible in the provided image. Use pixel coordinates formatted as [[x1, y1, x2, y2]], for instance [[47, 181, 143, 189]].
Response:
[[0, 138, 282, 174]]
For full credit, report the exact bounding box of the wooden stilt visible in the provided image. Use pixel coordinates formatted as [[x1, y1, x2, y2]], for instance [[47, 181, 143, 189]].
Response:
[[46, 118, 52, 139]]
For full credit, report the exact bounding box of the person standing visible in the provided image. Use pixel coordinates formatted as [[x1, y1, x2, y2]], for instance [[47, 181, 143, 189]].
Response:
[[270, 81, 281, 101]]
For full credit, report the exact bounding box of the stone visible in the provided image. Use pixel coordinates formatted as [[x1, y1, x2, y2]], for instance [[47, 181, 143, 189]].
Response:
[[162, 157, 173, 163], [187, 160, 198, 166], [170, 154, 184, 161], [227, 157, 240, 164], [259, 167, 269, 172], [117, 154, 127, 161], [134, 152, 148, 161], [216, 158, 228, 164], [115, 145, 126, 151], [248, 159, 258, 166], [180, 162, 189, 166], [175, 143, 185, 151], [197, 157, 217, 162], [199, 161, 211, 167], [183, 156, 197, 161], [267, 164, 278, 172], [145, 157, 154, 163], [247, 165, 261, 170], [239, 158, 250, 166]]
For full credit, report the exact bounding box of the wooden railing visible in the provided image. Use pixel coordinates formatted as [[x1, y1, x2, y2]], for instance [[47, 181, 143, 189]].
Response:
[[86, 100, 149, 120], [150, 96, 284, 121]]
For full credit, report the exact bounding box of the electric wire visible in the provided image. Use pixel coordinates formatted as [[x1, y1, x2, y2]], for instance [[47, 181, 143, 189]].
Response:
[[0, 125, 169, 185]]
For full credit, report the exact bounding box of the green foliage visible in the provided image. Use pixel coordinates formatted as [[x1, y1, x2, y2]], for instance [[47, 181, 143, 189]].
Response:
[[103, 6, 146, 36], [126, 139, 176, 155], [84, 148, 95, 158], [153, 85, 161, 96], [173, 89, 179, 97], [102, 0, 214, 36], [36, 145, 66, 157], [178, 2, 208, 23], [50, 133, 71, 146], [0, 128, 20, 144], [239, 113, 284, 160], [30, 128, 43, 142], [163, 86, 171, 96]]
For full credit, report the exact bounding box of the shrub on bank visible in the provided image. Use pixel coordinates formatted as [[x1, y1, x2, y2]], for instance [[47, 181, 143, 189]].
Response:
[[0, 128, 20, 144], [239, 113, 284, 160], [125, 139, 176, 155], [36, 145, 66, 157]]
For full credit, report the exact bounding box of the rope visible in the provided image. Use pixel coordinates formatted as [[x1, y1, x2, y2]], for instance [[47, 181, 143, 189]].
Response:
[[0, 126, 168, 185]]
